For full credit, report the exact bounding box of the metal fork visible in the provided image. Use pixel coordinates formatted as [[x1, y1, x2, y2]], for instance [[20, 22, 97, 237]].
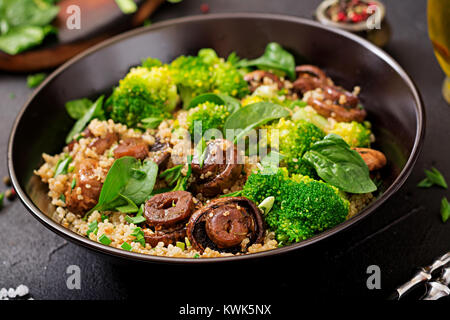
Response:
[[392, 252, 450, 300]]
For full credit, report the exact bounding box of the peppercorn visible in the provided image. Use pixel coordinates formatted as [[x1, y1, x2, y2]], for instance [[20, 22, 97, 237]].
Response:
[[5, 188, 16, 201], [3, 176, 11, 187]]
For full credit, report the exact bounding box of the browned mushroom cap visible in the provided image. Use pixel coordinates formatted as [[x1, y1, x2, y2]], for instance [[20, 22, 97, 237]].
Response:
[[144, 191, 194, 228], [149, 139, 171, 169], [354, 147, 387, 171], [244, 70, 283, 92], [65, 158, 102, 215], [88, 132, 119, 155], [293, 65, 328, 94], [114, 138, 149, 160], [67, 128, 94, 152], [307, 97, 367, 123], [191, 139, 243, 197], [143, 224, 187, 247], [187, 197, 265, 253]]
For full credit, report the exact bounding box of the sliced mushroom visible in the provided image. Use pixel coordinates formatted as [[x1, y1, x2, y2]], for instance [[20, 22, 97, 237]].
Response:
[[114, 138, 148, 160], [149, 138, 171, 168], [186, 197, 265, 253], [190, 139, 243, 197], [144, 191, 194, 228], [143, 223, 187, 247], [307, 97, 367, 123], [354, 147, 387, 171], [244, 70, 283, 92], [65, 158, 102, 215], [88, 132, 119, 155]]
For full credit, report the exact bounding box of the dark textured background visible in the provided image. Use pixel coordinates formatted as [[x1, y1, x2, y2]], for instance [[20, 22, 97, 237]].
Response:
[[0, 0, 449, 301]]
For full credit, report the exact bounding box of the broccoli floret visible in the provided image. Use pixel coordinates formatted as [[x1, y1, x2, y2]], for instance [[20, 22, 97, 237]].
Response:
[[186, 101, 230, 136], [170, 48, 249, 106], [329, 121, 372, 147], [243, 170, 349, 244], [108, 66, 179, 127], [292, 105, 332, 131], [267, 118, 324, 177]]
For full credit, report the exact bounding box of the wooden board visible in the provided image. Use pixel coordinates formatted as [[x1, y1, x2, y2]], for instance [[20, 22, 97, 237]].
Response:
[[0, 0, 164, 72]]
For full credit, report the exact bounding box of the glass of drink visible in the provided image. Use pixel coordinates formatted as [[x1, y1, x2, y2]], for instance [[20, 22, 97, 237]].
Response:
[[428, 0, 450, 103]]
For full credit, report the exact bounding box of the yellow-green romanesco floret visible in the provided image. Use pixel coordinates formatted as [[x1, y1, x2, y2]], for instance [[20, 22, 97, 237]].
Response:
[[329, 121, 372, 147]]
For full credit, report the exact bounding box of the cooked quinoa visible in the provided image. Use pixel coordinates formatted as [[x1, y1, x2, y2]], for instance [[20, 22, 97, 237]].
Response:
[[34, 45, 382, 258]]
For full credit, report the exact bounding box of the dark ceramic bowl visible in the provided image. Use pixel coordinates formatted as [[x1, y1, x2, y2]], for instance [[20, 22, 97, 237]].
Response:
[[8, 13, 425, 263]]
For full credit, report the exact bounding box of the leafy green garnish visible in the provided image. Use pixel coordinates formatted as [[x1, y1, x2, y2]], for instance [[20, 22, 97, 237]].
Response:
[[99, 234, 112, 245], [121, 242, 132, 251], [86, 221, 98, 237], [54, 155, 72, 177], [441, 197, 450, 223], [303, 134, 377, 194], [224, 102, 289, 143], [160, 165, 183, 186], [86, 157, 158, 218], [131, 227, 145, 247], [0, 193, 4, 209], [187, 93, 241, 113], [71, 178, 76, 190], [417, 168, 447, 189], [125, 204, 147, 225], [195, 137, 207, 169], [27, 73, 46, 88], [236, 42, 296, 80], [0, 0, 59, 55], [219, 190, 243, 198], [65, 98, 93, 120], [65, 96, 104, 144], [171, 156, 192, 192], [141, 116, 164, 129], [59, 193, 65, 203], [114, 0, 137, 14]]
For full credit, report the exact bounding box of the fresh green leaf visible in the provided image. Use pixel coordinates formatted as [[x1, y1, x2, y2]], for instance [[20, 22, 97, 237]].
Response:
[[303, 134, 377, 194], [87, 157, 158, 217], [99, 234, 112, 245], [71, 178, 76, 190], [65, 96, 104, 144], [125, 204, 146, 224], [258, 196, 275, 214], [131, 227, 145, 247], [54, 155, 72, 177], [187, 93, 241, 113], [236, 42, 296, 80], [160, 165, 183, 186], [114, 0, 137, 14], [3, 0, 59, 28], [172, 156, 192, 192], [441, 197, 450, 223], [417, 167, 448, 189], [86, 221, 98, 236], [0, 25, 54, 55], [219, 190, 244, 198], [121, 242, 132, 251], [224, 102, 289, 142], [141, 116, 164, 129], [65, 98, 93, 120], [27, 73, 46, 88], [195, 137, 207, 169]]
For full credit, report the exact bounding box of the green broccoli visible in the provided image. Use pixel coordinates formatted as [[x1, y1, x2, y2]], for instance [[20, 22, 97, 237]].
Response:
[[170, 48, 249, 106], [292, 105, 331, 131], [329, 121, 372, 147], [243, 170, 349, 244], [186, 101, 230, 137], [267, 118, 324, 177], [107, 66, 179, 127]]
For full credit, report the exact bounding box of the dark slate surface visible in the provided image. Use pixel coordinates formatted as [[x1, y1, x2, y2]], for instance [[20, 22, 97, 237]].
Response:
[[1, 0, 449, 300]]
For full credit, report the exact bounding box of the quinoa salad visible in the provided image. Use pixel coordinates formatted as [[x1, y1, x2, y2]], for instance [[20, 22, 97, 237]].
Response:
[[35, 43, 386, 258]]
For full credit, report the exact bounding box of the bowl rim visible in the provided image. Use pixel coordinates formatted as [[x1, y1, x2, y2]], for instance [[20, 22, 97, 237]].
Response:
[[7, 12, 425, 264]]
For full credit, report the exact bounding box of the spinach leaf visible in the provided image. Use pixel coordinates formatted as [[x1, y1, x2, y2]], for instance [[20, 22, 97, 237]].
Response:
[[65, 98, 93, 120], [160, 165, 183, 186], [65, 96, 104, 143], [224, 102, 289, 142], [0, 25, 54, 55], [86, 157, 158, 217], [27, 72, 46, 88], [303, 134, 377, 194], [54, 155, 72, 177], [141, 116, 164, 129], [236, 42, 296, 80], [187, 93, 241, 113]]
